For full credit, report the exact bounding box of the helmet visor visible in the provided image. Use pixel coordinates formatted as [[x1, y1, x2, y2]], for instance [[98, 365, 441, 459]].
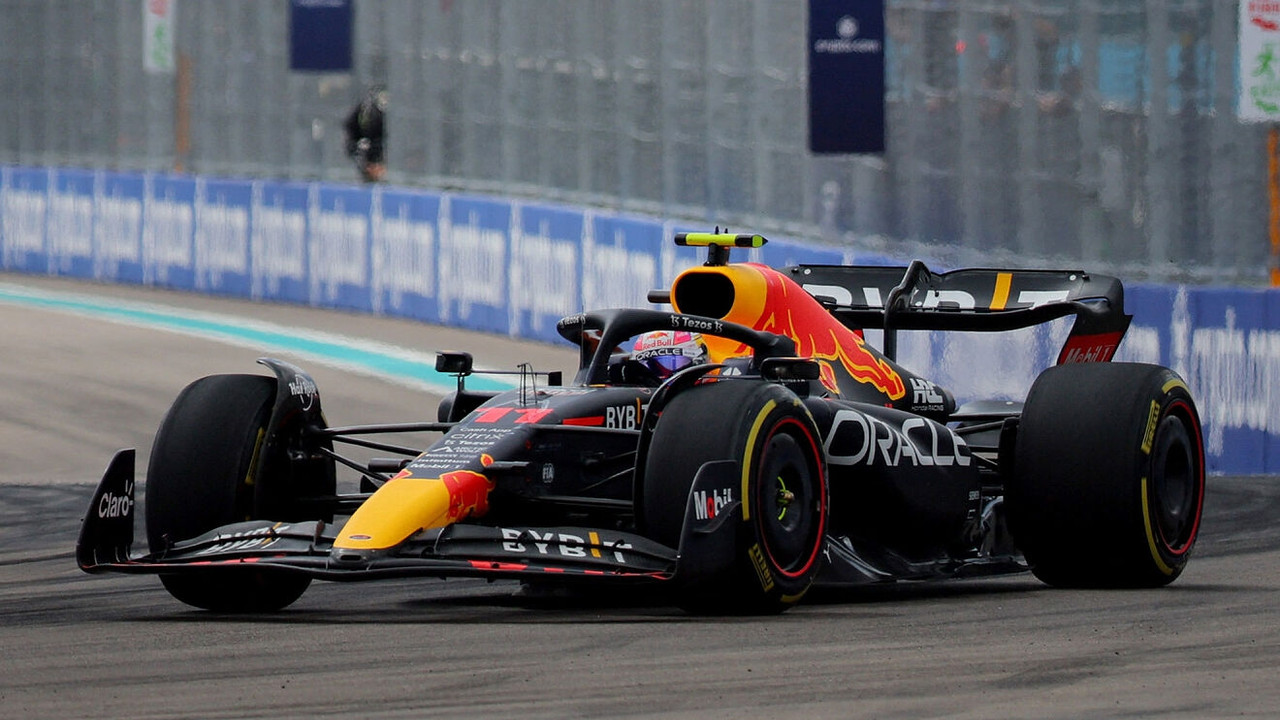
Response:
[[647, 353, 695, 377]]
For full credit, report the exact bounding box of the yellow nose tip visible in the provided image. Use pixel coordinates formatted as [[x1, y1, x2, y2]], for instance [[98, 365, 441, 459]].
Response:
[[334, 471, 493, 551]]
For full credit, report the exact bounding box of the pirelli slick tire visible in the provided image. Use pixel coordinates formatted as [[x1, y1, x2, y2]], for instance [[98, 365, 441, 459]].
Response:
[[1008, 363, 1205, 588], [145, 374, 311, 612], [643, 381, 828, 614]]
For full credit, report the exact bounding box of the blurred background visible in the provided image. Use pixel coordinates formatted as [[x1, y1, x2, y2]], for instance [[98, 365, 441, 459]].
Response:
[[0, 0, 1268, 283]]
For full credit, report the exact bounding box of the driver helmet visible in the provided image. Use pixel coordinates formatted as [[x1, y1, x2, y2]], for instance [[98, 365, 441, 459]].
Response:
[[630, 330, 708, 379]]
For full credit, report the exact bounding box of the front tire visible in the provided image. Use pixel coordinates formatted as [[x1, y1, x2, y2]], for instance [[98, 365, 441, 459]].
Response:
[[642, 381, 828, 613], [1008, 363, 1205, 588], [146, 374, 311, 612]]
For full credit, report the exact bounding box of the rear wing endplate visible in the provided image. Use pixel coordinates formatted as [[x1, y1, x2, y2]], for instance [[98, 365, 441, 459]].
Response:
[[788, 261, 1132, 365]]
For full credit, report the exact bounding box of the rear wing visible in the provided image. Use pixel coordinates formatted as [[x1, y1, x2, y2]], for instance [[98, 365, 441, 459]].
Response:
[[788, 260, 1132, 365]]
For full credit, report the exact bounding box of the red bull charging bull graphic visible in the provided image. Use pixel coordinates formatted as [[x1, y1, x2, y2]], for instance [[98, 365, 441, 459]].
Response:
[[441, 467, 495, 521], [671, 262, 905, 402]]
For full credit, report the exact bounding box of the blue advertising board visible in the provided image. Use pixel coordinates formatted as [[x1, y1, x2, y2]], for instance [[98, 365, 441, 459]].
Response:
[[94, 173, 145, 284], [439, 195, 510, 334], [288, 0, 353, 72], [583, 214, 665, 312], [510, 203, 584, 343], [2, 163, 1279, 474], [195, 178, 253, 297], [808, 0, 886, 154], [0, 166, 49, 273], [1124, 284, 1280, 475], [311, 185, 373, 312], [47, 169, 96, 278], [143, 174, 197, 290], [252, 182, 310, 304], [372, 187, 441, 323]]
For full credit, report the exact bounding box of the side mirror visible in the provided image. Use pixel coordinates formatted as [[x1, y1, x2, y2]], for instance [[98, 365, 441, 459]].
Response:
[[435, 351, 473, 376], [760, 357, 821, 382]]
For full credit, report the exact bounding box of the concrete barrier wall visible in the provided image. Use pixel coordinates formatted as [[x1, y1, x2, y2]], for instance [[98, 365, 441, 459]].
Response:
[[2, 166, 1273, 475]]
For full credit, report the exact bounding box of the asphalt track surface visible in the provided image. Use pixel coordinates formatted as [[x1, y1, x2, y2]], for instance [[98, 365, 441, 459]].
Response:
[[2, 273, 1278, 719]]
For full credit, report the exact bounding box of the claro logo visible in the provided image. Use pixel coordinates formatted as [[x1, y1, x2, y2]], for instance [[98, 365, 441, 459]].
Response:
[[98, 481, 134, 519]]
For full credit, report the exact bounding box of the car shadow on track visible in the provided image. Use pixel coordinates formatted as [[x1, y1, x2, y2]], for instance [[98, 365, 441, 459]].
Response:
[[804, 576, 1041, 606], [121, 575, 1063, 626]]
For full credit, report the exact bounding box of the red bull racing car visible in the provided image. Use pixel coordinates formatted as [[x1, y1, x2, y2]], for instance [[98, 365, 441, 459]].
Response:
[[78, 233, 1206, 613]]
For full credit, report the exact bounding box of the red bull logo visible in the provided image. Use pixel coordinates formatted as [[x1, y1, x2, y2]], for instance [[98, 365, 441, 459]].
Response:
[[676, 264, 904, 401], [441, 469, 494, 521], [634, 330, 695, 350]]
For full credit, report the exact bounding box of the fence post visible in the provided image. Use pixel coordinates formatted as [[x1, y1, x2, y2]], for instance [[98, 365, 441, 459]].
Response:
[[1270, 126, 1279, 287]]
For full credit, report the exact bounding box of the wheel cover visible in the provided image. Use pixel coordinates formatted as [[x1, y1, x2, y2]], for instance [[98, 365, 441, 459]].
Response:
[[1149, 402, 1204, 555], [755, 422, 825, 579]]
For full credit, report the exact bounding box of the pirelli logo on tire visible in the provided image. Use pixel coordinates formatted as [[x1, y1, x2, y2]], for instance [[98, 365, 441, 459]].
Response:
[[1141, 400, 1160, 455], [748, 542, 775, 592]]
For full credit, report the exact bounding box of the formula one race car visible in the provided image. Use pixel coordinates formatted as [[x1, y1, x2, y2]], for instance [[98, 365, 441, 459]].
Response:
[[78, 233, 1206, 613]]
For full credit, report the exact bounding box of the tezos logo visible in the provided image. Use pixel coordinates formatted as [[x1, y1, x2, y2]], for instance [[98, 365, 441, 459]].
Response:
[[672, 316, 723, 334]]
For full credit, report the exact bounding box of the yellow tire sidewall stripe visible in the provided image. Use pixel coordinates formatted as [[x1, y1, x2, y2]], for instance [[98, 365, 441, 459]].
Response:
[[739, 399, 778, 522], [1140, 476, 1176, 576]]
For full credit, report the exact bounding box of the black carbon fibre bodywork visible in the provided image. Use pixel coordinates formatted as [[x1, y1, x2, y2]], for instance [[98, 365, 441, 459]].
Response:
[[79, 243, 1199, 610]]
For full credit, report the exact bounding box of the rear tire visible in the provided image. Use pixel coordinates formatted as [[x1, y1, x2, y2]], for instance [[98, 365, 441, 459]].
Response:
[[146, 374, 311, 612], [1008, 363, 1205, 588], [642, 381, 827, 613]]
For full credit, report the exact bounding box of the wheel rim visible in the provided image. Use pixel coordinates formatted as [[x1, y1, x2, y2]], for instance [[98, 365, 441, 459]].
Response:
[[1150, 403, 1203, 554], [755, 424, 824, 578]]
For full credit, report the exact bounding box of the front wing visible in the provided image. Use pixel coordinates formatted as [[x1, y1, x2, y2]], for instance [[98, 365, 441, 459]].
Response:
[[77, 450, 741, 586], [82, 519, 678, 582]]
